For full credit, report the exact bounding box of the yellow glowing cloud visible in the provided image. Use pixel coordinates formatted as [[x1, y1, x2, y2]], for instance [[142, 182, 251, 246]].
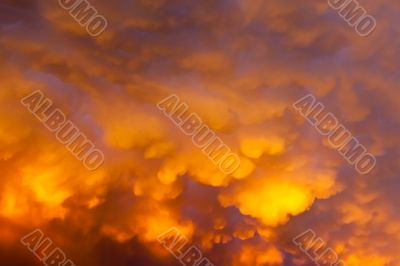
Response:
[[234, 244, 283, 266], [221, 180, 312, 226]]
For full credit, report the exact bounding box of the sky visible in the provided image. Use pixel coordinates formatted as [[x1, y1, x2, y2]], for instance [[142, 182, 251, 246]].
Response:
[[0, 0, 399, 265]]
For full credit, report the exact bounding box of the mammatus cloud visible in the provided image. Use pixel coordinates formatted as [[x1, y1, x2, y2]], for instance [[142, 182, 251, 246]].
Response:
[[0, 0, 399, 265]]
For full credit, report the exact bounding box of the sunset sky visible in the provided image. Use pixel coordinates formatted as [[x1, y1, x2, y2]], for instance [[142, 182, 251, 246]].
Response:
[[0, 0, 399, 265]]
